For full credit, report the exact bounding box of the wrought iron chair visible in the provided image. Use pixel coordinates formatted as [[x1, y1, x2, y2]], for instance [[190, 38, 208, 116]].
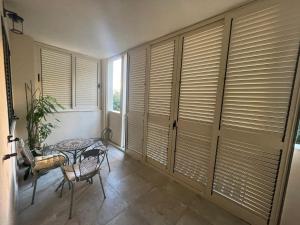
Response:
[[60, 151, 106, 219], [19, 139, 66, 204], [96, 128, 112, 171], [82, 128, 112, 171]]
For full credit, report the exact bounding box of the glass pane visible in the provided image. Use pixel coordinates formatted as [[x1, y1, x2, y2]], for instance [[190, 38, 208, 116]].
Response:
[[112, 58, 122, 112]]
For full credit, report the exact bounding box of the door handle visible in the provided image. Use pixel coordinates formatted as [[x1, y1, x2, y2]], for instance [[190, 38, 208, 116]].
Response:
[[3, 153, 17, 160], [172, 120, 177, 129]]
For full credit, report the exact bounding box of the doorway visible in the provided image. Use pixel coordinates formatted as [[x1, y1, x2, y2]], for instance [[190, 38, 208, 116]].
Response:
[[107, 54, 127, 150]]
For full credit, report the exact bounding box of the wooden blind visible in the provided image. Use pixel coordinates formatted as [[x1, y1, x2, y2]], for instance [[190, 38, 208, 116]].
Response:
[[213, 5, 300, 224], [146, 40, 175, 167], [41, 48, 72, 109], [127, 47, 147, 157], [75, 57, 98, 108], [174, 23, 224, 187], [148, 41, 175, 115]]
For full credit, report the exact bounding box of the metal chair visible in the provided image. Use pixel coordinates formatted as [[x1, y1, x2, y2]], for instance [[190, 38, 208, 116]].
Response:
[[60, 151, 106, 219], [19, 139, 66, 205], [84, 128, 112, 172]]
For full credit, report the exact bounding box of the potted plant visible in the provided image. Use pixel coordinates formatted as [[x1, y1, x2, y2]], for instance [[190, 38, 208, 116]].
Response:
[[25, 81, 63, 155]]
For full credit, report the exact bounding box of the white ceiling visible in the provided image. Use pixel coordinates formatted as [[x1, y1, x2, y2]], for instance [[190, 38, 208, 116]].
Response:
[[5, 0, 248, 59]]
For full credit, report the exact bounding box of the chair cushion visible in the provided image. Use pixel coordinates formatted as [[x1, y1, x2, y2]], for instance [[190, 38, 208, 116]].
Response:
[[63, 164, 80, 181], [33, 155, 65, 171], [63, 158, 99, 181]]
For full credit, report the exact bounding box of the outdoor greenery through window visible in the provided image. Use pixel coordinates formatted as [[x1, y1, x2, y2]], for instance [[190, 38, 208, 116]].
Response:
[[112, 58, 122, 112], [296, 122, 300, 144]]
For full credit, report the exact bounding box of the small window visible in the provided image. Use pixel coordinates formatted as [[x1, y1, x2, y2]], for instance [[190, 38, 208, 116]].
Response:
[[112, 58, 122, 112]]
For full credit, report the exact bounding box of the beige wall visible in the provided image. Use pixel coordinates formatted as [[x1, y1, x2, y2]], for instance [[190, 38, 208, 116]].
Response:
[[0, 3, 17, 225], [10, 32, 35, 140], [10, 33, 102, 145], [280, 145, 300, 225]]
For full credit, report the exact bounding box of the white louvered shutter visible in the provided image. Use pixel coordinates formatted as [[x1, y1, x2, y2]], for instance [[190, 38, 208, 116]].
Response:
[[146, 40, 175, 168], [212, 5, 300, 224], [174, 22, 224, 188], [41, 48, 72, 109], [75, 57, 98, 108], [127, 47, 147, 158]]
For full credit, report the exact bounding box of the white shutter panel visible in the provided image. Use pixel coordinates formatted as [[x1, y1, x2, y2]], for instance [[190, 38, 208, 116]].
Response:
[[75, 57, 98, 108], [127, 47, 147, 158], [41, 48, 72, 109], [213, 5, 300, 224], [146, 40, 175, 168], [174, 23, 224, 187]]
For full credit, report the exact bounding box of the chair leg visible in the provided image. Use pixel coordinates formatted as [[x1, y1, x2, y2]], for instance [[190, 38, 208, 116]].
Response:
[[31, 176, 38, 205], [69, 182, 75, 219], [55, 179, 64, 192], [98, 171, 106, 199], [60, 180, 65, 198], [106, 152, 111, 172]]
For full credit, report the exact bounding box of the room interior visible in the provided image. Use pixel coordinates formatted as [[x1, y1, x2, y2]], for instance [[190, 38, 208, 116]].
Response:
[[0, 0, 300, 225]]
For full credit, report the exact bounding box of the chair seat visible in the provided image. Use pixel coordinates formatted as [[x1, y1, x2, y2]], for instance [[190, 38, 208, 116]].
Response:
[[63, 158, 99, 181], [33, 155, 65, 171]]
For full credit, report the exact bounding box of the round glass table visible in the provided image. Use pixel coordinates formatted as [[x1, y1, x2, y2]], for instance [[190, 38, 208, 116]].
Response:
[[54, 138, 96, 164]]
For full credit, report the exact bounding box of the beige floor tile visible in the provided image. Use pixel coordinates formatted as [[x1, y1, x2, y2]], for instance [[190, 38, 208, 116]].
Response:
[[17, 146, 249, 225], [130, 187, 187, 225], [105, 208, 150, 225], [176, 208, 212, 225]]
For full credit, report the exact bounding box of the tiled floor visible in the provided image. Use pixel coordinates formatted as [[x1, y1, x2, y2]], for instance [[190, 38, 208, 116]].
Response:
[[17, 147, 249, 225]]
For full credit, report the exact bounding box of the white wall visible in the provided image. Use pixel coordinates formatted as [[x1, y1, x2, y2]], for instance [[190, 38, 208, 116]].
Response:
[[280, 145, 300, 225], [45, 111, 102, 145], [10, 33, 103, 145]]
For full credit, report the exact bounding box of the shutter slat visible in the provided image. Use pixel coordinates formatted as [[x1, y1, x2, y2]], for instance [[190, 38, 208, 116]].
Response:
[[41, 48, 72, 109], [75, 57, 98, 108], [127, 48, 147, 156], [146, 41, 175, 167], [174, 23, 224, 185], [213, 5, 299, 223]]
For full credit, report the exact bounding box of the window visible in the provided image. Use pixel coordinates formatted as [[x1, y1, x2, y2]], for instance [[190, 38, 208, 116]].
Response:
[[39, 45, 100, 111], [112, 58, 122, 112], [296, 124, 300, 144], [75, 57, 98, 109], [41, 48, 72, 109]]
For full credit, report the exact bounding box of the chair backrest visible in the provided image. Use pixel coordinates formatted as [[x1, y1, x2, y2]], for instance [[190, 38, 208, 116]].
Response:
[[79, 156, 100, 181], [101, 128, 112, 147], [18, 139, 35, 166]]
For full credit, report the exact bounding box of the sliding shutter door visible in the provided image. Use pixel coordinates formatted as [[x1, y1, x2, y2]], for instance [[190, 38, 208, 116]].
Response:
[[75, 57, 98, 109], [146, 40, 176, 168], [127, 47, 147, 158], [41, 48, 72, 109], [174, 22, 224, 189], [212, 5, 300, 224]]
